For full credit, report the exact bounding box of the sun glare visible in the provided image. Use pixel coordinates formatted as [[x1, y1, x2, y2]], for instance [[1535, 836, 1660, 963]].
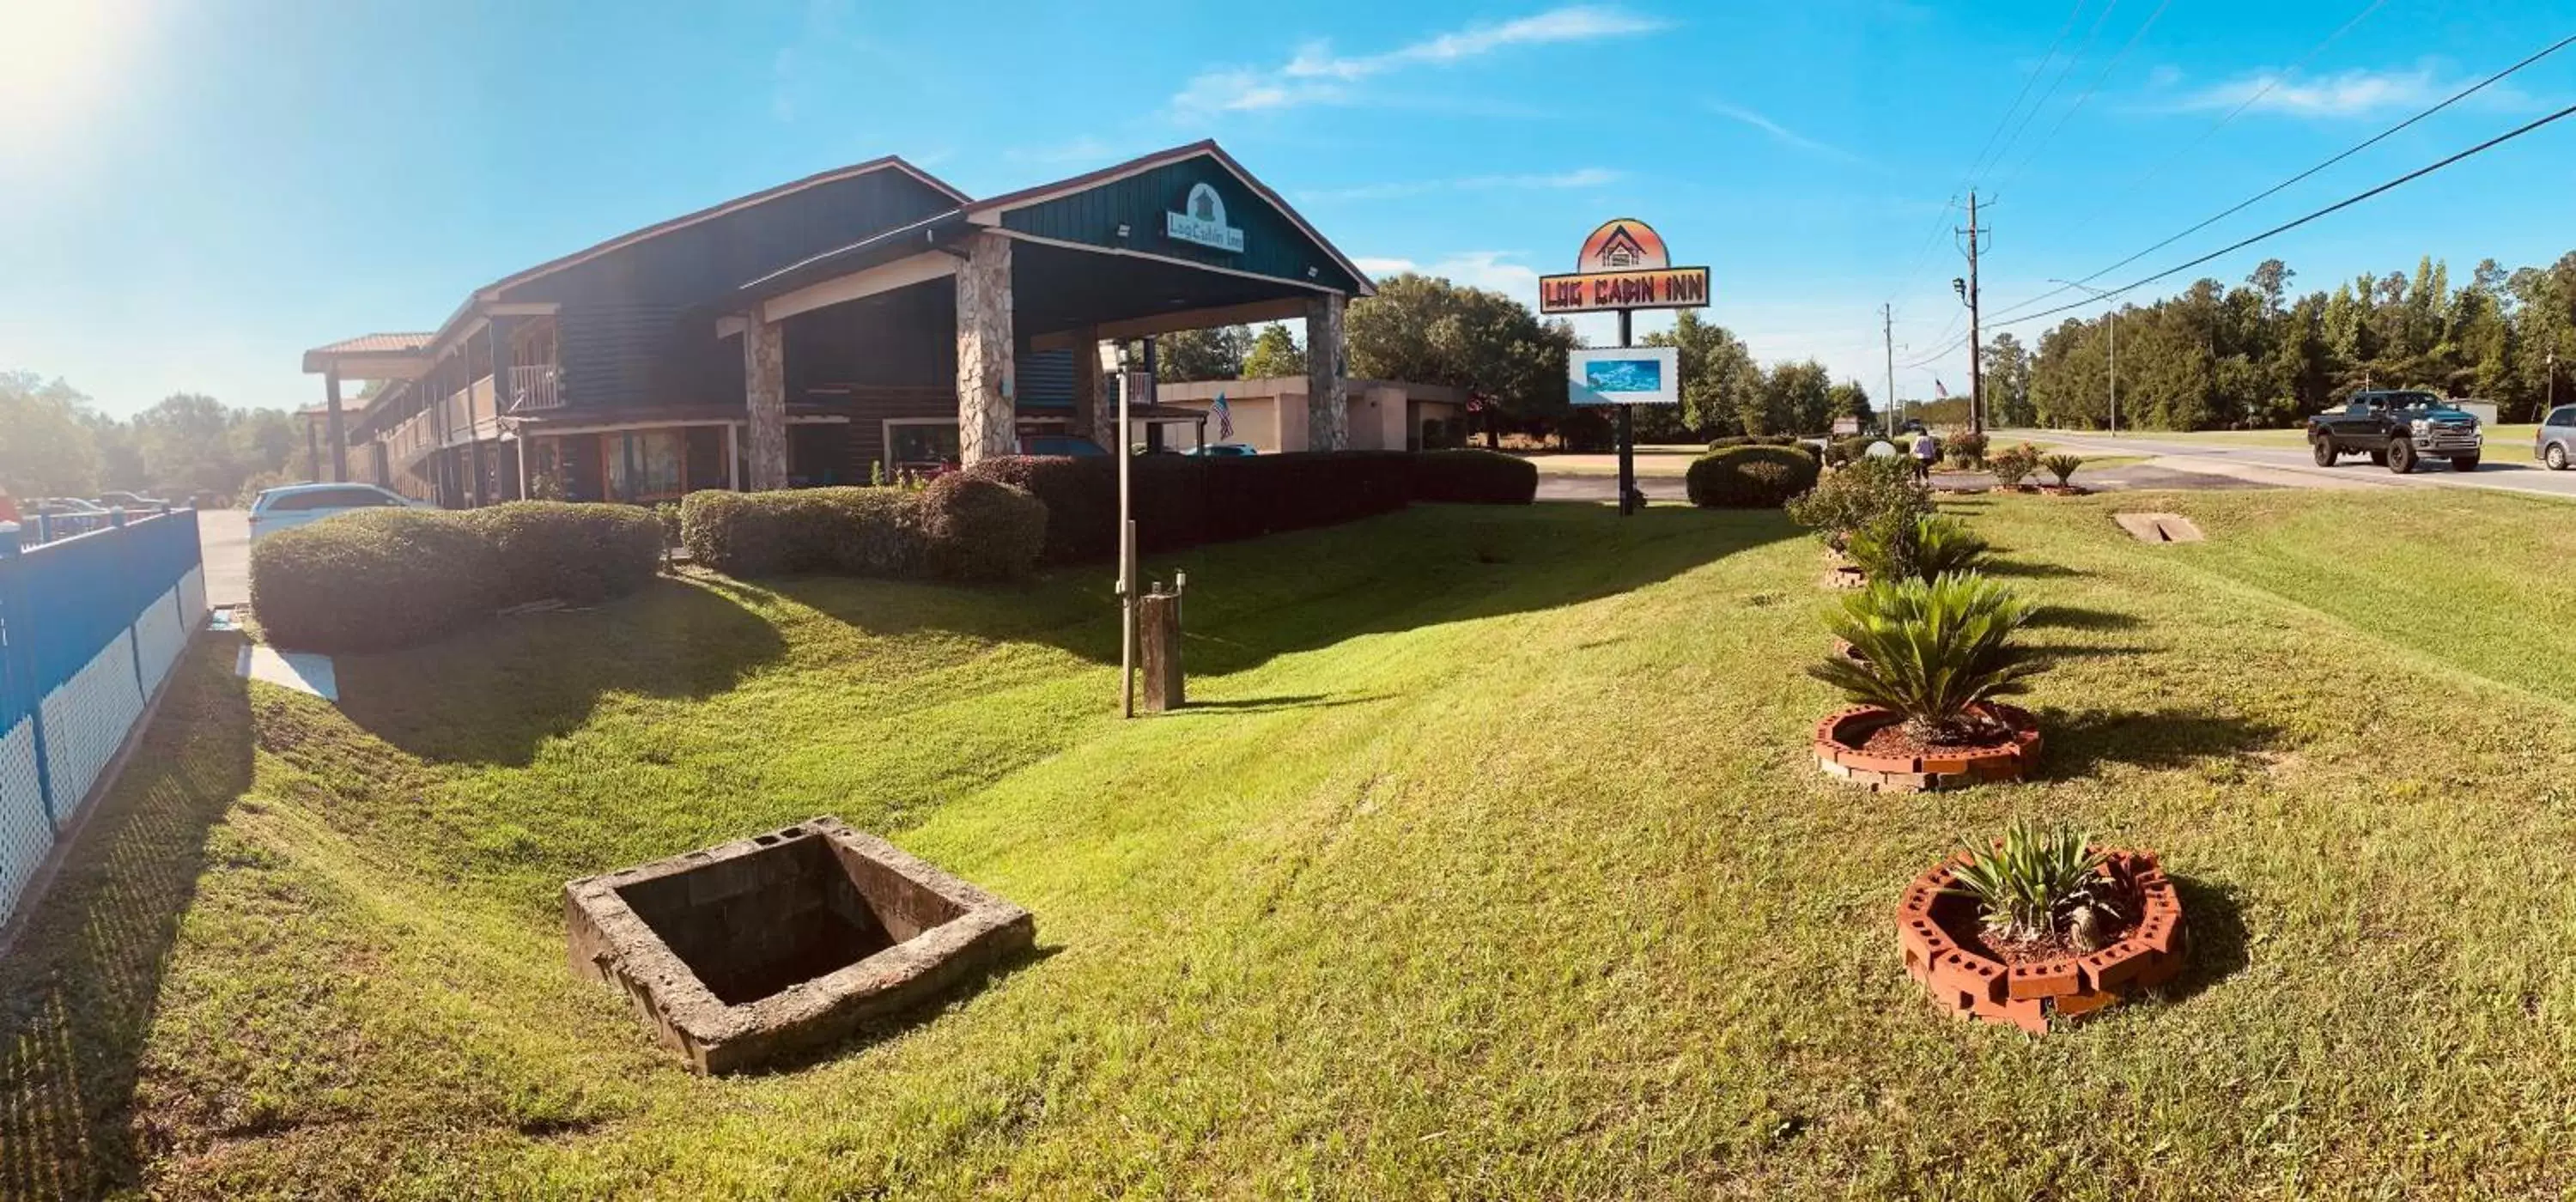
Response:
[[0, 0, 141, 149]]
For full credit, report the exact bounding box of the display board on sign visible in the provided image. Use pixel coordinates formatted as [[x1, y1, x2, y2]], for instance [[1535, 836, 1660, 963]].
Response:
[[1568, 347, 1680, 406], [1539, 217, 1713, 315]]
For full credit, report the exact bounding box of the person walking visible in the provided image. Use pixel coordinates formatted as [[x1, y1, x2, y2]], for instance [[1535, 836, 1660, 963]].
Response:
[[1910, 430, 1939, 483]]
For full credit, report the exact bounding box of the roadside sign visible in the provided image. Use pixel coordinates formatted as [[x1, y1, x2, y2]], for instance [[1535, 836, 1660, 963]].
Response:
[[1539, 218, 1712, 314], [1568, 347, 1680, 406]]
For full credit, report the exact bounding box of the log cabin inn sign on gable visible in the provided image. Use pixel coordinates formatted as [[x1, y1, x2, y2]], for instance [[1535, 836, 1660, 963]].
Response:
[[1539, 218, 1711, 313], [1167, 182, 1245, 253]]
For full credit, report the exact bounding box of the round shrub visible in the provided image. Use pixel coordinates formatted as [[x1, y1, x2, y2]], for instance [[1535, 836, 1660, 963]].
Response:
[[1685, 445, 1822, 508], [679, 488, 926, 577], [961, 456, 1119, 563], [920, 475, 1047, 582], [1409, 449, 1537, 504], [250, 508, 499, 652], [465, 501, 664, 605]]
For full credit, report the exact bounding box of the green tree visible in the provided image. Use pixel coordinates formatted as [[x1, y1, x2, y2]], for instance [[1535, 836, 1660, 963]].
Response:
[[1151, 326, 1250, 383], [0, 371, 103, 496], [1347, 272, 1573, 445], [132, 392, 244, 497], [1980, 333, 2034, 426], [1241, 324, 1304, 378], [1642, 311, 1760, 437], [1755, 360, 1832, 436], [1827, 379, 1874, 428]]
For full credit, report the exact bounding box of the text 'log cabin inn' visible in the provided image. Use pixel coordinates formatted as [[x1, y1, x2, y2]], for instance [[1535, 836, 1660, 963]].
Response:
[[298, 142, 1453, 508]]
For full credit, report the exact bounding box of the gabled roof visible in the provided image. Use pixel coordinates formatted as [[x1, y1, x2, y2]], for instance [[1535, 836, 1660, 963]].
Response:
[[301, 332, 435, 374], [966, 140, 1374, 296]]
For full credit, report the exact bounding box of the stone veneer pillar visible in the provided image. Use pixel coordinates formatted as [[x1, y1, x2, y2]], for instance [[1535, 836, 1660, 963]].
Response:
[[956, 231, 1017, 464], [1305, 294, 1347, 452], [744, 314, 788, 491], [1068, 325, 1101, 442]]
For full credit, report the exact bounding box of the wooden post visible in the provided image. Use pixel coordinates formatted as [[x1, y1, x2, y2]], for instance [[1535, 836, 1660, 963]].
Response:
[[1138, 581, 1183, 713]]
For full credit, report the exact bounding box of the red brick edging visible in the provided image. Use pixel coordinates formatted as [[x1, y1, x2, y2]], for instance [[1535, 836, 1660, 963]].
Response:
[[1899, 849, 2185, 1035], [1814, 702, 2040, 792]]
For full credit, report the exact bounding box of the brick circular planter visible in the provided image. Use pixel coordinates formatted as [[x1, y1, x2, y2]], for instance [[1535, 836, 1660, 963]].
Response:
[[1898, 849, 2185, 1034], [1813, 701, 2040, 792]]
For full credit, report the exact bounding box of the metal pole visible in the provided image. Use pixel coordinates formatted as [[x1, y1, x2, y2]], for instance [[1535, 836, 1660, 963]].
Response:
[[1882, 303, 1896, 438], [2108, 307, 2118, 437], [1616, 308, 1636, 515], [1118, 343, 1151, 719]]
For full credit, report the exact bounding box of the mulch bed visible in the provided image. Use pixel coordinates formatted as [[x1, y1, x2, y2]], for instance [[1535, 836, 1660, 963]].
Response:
[[1853, 719, 2020, 762]]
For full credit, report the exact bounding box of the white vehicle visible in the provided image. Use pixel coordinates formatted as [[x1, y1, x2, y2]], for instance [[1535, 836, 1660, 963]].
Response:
[[247, 483, 428, 543]]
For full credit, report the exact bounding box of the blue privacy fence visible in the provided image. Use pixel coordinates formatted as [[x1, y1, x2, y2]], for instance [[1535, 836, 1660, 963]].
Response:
[[0, 509, 207, 926]]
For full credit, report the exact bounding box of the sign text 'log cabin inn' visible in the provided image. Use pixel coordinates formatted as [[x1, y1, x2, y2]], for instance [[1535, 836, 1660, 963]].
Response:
[[1166, 182, 1246, 253], [1537, 217, 1711, 313]]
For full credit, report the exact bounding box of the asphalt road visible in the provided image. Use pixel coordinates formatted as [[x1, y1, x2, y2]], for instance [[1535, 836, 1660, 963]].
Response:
[[2017, 430, 2576, 501], [1532, 455, 2288, 504], [198, 509, 249, 606]]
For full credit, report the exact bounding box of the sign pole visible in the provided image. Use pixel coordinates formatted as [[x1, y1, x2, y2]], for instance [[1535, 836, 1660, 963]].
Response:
[[1616, 309, 1636, 516], [1118, 354, 1147, 719]]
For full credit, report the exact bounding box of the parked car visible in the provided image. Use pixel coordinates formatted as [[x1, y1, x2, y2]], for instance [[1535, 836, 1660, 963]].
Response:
[[247, 483, 427, 543], [31, 496, 109, 519], [2306, 389, 2483, 473], [94, 489, 169, 511], [1188, 443, 1258, 458], [2539, 404, 2576, 470]]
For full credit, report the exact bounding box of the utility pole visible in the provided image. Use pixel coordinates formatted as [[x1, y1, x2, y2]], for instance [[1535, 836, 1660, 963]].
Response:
[[1955, 191, 1988, 437], [1882, 303, 1897, 437]]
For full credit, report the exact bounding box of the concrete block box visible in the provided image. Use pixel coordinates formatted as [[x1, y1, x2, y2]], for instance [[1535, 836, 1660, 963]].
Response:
[[566, 817, 1035, 1074]]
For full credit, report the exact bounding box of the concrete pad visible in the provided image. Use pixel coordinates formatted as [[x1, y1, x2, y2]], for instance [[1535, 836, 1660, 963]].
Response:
[[236, 644, 338, 700], [2113, 513, 2205, 543]]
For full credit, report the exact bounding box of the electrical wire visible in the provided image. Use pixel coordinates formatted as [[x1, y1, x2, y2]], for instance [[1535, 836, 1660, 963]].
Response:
[[1961, 0, 2093, 190], [1995, 99, 2576, 331], [1988, 0, 2176, 202], [1989, 28, 2576, 322], [1982, 0, 2124, 201]]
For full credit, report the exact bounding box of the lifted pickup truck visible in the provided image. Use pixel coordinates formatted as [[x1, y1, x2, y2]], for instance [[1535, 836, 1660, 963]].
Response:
[[2306, 390, 2482, 473]]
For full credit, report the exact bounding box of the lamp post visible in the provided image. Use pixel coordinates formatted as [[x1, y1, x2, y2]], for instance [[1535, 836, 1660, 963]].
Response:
[[2051, 279, 2117, 437]]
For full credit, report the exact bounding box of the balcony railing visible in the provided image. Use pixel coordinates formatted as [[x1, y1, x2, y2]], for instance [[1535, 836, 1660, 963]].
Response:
[[510, 364, 562, 412]]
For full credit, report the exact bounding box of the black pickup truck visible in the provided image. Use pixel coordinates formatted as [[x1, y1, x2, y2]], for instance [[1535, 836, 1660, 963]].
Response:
[[2306, 390, 2483, 473]]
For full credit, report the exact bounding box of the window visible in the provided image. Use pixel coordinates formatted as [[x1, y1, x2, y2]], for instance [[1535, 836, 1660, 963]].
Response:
[[886, 419, 959, 468], [605, 429, 686, 501], [2549, 406, 2576, 428]]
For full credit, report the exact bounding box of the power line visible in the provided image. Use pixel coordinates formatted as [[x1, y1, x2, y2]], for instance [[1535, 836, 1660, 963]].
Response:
[[1996, 99, 2576, 331], [1983, 0, 2125, 199], [1989, 0, 2176, 200], [1960, 0, 2093, 190], [1990, 28, 2576, 322]]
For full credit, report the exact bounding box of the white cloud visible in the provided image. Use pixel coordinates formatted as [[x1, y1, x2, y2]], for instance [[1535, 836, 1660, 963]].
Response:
[[1172, 5, 1666, 116], [1704, 100, 1863, 164], [1298, 167, 1619, 203], [2164, 64, 2532, 118]]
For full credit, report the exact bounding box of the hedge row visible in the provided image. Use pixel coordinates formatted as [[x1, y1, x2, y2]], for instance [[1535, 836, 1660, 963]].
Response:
[[961, 449, 1534, 565], [250, 501, 665, 653], [1685, 444, 1823, 509], [677, 477, 1046, 584]]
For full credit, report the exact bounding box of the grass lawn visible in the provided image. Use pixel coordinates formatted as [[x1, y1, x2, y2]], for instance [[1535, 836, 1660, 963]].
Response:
[[14, 490, 2576, 1197]]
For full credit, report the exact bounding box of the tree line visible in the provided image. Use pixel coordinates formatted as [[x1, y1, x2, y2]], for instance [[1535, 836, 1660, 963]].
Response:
[[1990, 252, 2576, 431], [1152, 274, 1873, 448], [0, 371, 312, 502]]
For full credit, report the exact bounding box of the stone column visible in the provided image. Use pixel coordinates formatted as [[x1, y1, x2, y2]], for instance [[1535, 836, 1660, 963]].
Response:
[[743, 313, 788, 490], [955, 230, 1016, 464], [323, 369, 346, 482], [1069, 325, 1101, 442], [1305, 294, 1347, 452]]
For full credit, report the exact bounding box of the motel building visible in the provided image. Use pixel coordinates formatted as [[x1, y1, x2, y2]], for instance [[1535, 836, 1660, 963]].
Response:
[[299, 142, 1388, 507]]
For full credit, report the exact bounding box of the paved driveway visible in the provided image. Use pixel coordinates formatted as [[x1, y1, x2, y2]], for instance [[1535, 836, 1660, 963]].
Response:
[[197, 509, 249, 606], [2016, 431, 2576, 501]]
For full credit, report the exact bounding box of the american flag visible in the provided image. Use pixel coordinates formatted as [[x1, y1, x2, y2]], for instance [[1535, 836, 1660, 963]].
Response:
[[1934, 377, 1950, 398], [1212, 392, 1234, 440]]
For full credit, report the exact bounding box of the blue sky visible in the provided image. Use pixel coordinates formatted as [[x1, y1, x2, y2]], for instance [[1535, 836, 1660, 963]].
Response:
[[6, 0, 2573, 416]]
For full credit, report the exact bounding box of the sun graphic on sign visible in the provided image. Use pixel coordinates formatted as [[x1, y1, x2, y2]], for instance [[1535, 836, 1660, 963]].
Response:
[[1576, 219, 1671, 272]]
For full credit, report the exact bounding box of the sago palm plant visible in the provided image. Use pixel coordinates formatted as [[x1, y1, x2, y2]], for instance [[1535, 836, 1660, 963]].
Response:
[[1844, 513, 1989, 583], [1942, 818, 2140, 949], [1808, 573, 2044, 743]]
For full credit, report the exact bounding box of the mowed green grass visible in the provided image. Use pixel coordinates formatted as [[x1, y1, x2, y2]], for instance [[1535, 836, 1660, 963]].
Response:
[[12, 492, 2576, 1197]]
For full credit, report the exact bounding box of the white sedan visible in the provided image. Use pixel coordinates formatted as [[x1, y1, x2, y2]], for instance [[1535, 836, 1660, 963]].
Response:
[[247, 483, 430, 543]]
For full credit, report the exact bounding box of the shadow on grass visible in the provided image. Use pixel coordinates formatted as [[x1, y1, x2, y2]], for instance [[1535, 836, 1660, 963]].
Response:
[[765, 504, 1797, 678], [0, 640, 253, 1199], [2027, 604, 2144, 632], [733, 943, 1066, 1078], [2035, 707, 2282, 778], [335, 576, 787, 767], [1166, 693, 1393, 714], [1983, 559, 2087, 580], [2155, 875, 2251, 1002]]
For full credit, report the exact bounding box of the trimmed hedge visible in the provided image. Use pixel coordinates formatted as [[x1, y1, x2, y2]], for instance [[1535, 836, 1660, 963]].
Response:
[[251, 501, 671, 652], [678, 487, 925, 578], [958, 451, 1433, 565], [1410, 449, 1537, 504], [465, 501, 664, 605], [920, 476, 1047, 582], [250, 508, 500, 652], [1685, 445, 1823, 508]]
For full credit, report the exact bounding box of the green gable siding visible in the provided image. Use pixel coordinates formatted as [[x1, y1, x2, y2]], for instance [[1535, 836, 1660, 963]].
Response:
[[999, 158, 1361, 294]]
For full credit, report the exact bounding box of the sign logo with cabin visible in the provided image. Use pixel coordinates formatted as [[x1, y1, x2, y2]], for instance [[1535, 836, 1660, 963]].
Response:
[[1166, 182, 1245, 253], [1540, 218, 1710, 313]]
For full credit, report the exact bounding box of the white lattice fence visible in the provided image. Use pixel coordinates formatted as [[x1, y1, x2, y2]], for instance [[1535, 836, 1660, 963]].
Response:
[[0, 716, 49, 920], [38, 638, 143, 825], [134, 586, 185, 698], [178, 565, 208, 629]]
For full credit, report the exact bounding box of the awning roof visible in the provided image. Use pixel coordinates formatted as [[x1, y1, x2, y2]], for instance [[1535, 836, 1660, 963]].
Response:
[[301, 332, 435, 376]]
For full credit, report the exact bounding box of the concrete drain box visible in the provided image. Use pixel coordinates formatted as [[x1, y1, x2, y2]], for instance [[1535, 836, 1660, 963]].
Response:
[[565, 817, 1034, 1073]]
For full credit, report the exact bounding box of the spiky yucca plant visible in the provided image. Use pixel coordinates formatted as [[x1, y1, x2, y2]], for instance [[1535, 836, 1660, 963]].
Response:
[[1808, 573, 2044, 742], [2040, 452, 2084, 487], [1942, 819, 2142, 948], [1844, 512, 1991, 586]]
